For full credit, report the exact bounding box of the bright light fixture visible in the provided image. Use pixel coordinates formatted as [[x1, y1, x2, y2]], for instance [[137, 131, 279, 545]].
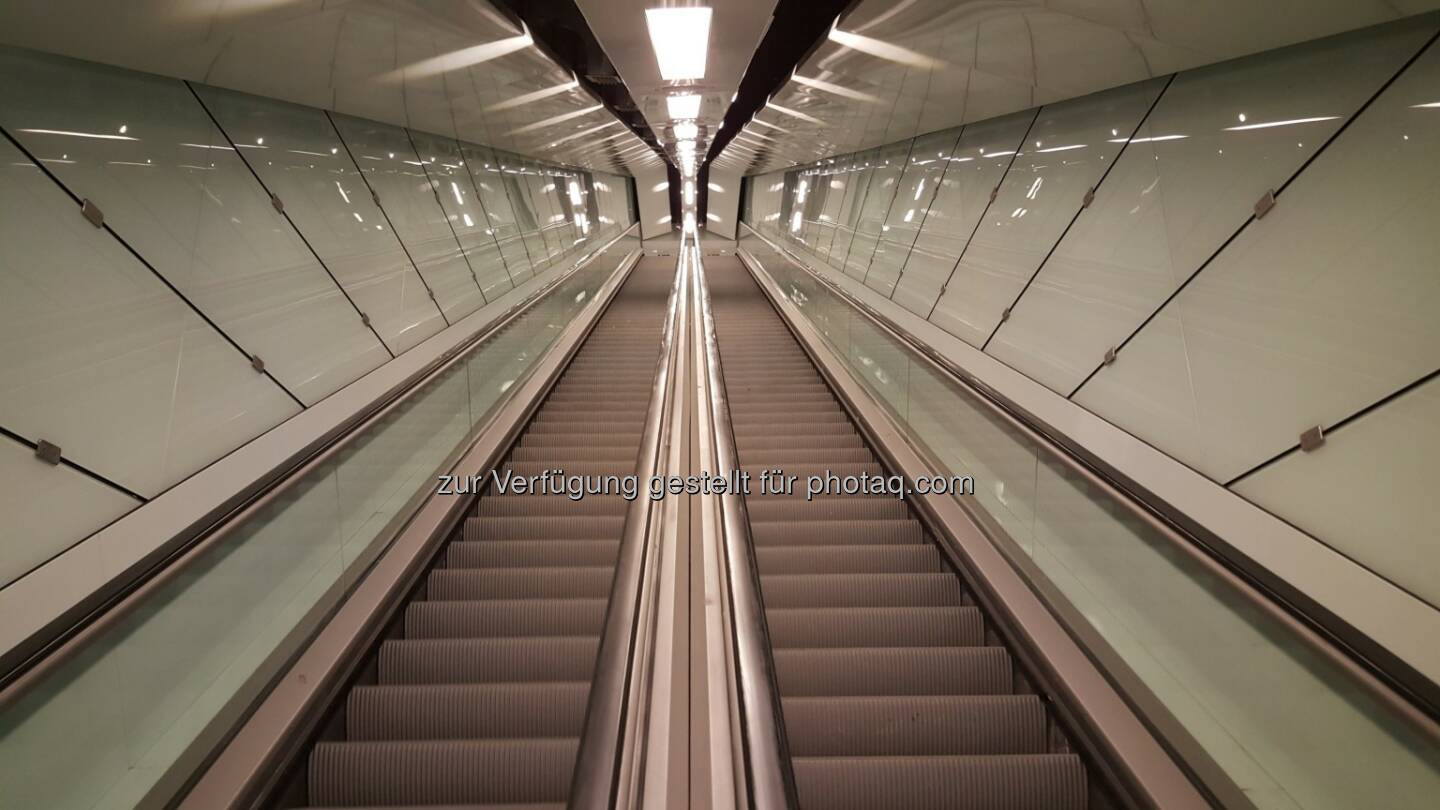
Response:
[[646, 7, 712, 81], [667, 93, 702, 120], [673, 121, 699, 141]]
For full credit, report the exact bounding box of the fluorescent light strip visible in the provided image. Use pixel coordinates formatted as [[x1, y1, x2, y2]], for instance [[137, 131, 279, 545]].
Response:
[[645, 7, 712, 81], [1034, 143, 1086, 153], [1107, 134, 1189, 144], [1223, 115, 1339, 131], [17, 128, 137, 141]]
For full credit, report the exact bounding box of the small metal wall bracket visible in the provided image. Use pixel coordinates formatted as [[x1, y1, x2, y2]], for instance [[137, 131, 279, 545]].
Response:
[[81, 199, 104, 228], [360, 312, 372, 327], [1082, 188, 1096, 208], [1299, 425, 1326, 452], [251, 354, 266, 373], [35, 439, 62, 465], [988, 186, 999, 204], [427, 288, 437, 301], [1103, 347, 1118, 366], [1000, 307, 1011, 323], [270, 193, 285, 214], [371, 189, 381, 207], [1254, 189, 1277, 219]]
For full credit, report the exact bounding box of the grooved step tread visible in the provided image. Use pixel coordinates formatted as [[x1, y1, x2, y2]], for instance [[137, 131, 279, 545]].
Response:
[[781, 695, 1048, 757], [347, 683, 590, 741], [378, 637, 600, 685]]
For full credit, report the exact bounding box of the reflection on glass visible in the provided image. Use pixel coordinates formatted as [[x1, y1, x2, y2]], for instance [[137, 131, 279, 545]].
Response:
[[408, 129, 513, 300], [496, 150, 551, 270], [741, 234, 1440, 810], [193, 84, 447, 355], [989, 22, 1433, 395], [463, 142, 535, 281], [0, 47, 389, 405], [889, 110, 1033, 317], [928, 77, 1167, 347], [842, 140, 914, 280], [328, 113, 487, 322], [863, 129, 963, 297]]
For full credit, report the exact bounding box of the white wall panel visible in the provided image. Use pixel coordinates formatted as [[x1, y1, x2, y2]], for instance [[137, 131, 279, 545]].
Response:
[[1234, 377, 1440, 609], [889, 111, 1034, 318], [194, 84, 447, 356], [929, 77, 1167, 347], [463, 143, 536, 281], [410, 130, 515, 300], [989, 22, 1437, 394], [330, 114, 489, 322], [863, 129, 964, 297], [0, 435, 140, 588], [1075, 39, 1440, 481], [0, 48, 390, 406], [0, 137, 300, 499]]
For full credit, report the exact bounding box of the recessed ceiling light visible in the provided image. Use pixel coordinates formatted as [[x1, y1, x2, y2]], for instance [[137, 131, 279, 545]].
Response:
[[667, 93, 702, 120], [646, 7, 711, 81]]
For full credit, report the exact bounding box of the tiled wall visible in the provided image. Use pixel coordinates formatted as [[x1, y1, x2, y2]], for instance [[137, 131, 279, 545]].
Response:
[[0, 45, 634, 589], [744, 19, 1440, 611]]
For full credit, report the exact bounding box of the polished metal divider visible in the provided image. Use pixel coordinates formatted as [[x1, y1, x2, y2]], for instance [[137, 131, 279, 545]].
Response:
[[693, 242, 801, 810]]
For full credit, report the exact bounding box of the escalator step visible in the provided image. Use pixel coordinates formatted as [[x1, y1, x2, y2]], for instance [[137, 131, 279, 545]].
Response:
[[760, 573, 961, 608], [777, 639, 1013, 697], [743, 499, 908, 522], [766, 606, 984, 648], [347, 682, 590, 741], [378, 637, 599, 685], [781, 695, 1048, 756], [309, 738, 578, 807], [789, 754, 1087, 810], [404, 599, 607, 639], [751, 519, 925, 546], [476, 495, 629, 517], [463, 516, 625, 542], [425, 567, 614, 600], [447, 540, 620, 569], [756, 544, 946, 574]]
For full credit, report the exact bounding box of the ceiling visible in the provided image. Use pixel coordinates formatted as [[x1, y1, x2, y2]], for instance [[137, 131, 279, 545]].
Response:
[[713, 0, 1440, 175], [0, 0, 657, 174], [576, 0, 778, 169]]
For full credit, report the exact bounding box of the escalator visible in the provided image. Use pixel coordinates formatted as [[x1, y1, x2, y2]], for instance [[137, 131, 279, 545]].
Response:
[[303, 256, 675, 809], [705, 255, 1092, 810]]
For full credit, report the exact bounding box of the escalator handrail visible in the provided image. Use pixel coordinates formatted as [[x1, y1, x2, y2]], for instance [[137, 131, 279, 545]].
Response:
[[0, 224, 641, 704], [693, 242, 802, 810], [569, 247, 688, 809]]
